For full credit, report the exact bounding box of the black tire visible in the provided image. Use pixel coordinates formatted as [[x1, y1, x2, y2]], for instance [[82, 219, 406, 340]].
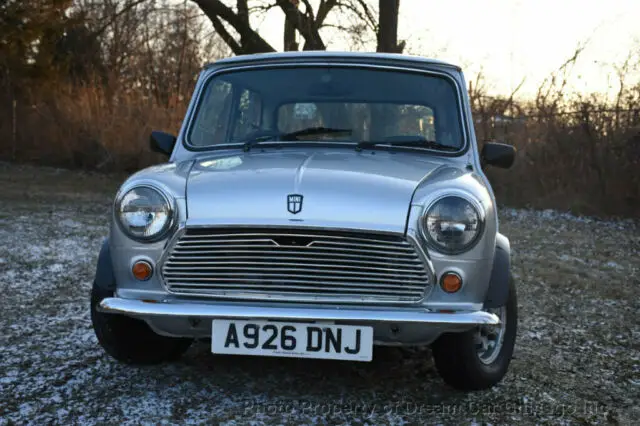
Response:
[[90, 282, 192, 365], [431, 276, 518, 391]]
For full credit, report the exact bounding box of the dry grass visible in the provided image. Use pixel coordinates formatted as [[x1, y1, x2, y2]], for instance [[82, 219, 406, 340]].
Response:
[[1, 84, 186, 171], [478, 112, 640, 217]]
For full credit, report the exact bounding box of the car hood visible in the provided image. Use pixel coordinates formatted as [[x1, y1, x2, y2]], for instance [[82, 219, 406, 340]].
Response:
[[186, 148, 446, 233]]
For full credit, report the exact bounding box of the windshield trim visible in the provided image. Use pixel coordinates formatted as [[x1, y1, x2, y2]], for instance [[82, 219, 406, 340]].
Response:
[[182, 62, 470, 157]]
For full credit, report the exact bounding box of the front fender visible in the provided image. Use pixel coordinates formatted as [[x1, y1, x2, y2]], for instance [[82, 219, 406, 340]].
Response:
[[483, 233, 511, 308]]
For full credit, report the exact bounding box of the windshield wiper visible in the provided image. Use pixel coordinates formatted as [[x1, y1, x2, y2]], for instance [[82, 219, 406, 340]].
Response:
[[242, 127, 353, 151], [242, 134, 279, 152], [355, 138, 459, 152], [280, 126, 353, 140]]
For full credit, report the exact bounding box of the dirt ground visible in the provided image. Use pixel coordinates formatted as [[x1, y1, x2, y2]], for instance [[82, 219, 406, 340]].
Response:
[[0, 162, 638, 425]]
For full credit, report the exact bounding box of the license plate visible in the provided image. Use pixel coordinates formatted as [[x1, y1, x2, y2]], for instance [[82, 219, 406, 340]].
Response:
[[211, 319, 373, 361]]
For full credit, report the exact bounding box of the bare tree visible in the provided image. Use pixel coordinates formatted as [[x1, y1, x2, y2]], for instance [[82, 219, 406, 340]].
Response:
[[191, 0, 340, 52], [191, 0, 404, 54]]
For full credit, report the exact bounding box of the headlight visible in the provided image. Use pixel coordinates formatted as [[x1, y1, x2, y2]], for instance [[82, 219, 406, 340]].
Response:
[[421, 195, 484, 254], [116, 186, 173, 241]]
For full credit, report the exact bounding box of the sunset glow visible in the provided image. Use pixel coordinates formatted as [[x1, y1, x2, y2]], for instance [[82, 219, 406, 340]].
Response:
[[250, 0, 640, 98]]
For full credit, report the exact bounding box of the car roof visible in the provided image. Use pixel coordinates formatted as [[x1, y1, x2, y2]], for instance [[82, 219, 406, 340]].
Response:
[[204, 51, 461, 71]]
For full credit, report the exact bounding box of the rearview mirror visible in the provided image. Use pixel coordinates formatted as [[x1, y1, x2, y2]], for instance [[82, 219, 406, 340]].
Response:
[[481, 142, 516, 169], [150, 131, 177, 157]]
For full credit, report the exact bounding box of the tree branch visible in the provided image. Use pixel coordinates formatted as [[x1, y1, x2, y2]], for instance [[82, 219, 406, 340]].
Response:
[[248, 2, 278, 14], [352, 0, 378, 31], [316, 0, 337, 27], [275, 0, 325, 50], [300, 0, 315, 18], [192, 0, 275, 53], [209, 14, 242, 54], [89, 0, 147, 40]]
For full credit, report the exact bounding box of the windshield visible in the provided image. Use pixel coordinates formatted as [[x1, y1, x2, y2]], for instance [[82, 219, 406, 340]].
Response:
[[187, 66, 464, 151]]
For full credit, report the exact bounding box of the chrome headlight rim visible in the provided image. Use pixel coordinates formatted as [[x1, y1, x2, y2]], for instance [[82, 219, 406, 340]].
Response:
[[420, 193, 486, 255], [114, 184, 176, 243]]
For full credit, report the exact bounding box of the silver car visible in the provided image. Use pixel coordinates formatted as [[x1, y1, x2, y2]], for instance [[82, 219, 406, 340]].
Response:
[[91, 51, 518, 391]]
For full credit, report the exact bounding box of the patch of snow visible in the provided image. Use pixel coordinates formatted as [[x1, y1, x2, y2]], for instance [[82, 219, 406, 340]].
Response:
[[500, 207, 637, 229], [605, 261, 623, 270], [59, 219, 83, 229], [558, 254, 586, 264], [527, 331, 543, 340]]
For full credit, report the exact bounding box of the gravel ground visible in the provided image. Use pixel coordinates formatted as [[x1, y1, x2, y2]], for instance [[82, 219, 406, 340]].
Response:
[[0, 162, 638, 425]]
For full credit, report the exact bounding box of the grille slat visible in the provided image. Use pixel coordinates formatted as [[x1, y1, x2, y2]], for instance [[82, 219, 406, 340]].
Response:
[[161, 228, 431, 304], [165, 279, 426, 291], [165, 260, 425, 273], [165, 255, 424, 267], [172, 246, 416, 257], [164, 263, 426, 274], [179, 232, 412, 246], [168, 285, 423, 296], [176, 241, 415, 253], [168, 249, 420, 262], [164, 270, 427, 283]]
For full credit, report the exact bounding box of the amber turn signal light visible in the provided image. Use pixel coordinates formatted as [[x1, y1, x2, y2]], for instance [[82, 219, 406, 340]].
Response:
[[441, 272, 462, 293], [132, 260, 153, 281]]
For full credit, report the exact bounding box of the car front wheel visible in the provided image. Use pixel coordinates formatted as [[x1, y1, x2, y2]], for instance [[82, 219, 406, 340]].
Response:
[[90, 282, 192, 365], [431, 276, 518, 391]]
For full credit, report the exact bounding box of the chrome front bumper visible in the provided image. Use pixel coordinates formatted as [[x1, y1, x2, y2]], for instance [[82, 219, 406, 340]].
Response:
[[98, 298, 500, 325]]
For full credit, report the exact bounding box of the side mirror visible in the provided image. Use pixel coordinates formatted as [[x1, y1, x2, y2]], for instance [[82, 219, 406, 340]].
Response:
[[150, 131, 177, 157], [481, 142, 516, 169]]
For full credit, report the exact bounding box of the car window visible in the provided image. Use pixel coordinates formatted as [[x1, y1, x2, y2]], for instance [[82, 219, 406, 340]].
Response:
[[233, 89, 263, 140], [277, 102, 436, 142], [278, 103, 323, 133], [187, 66, 463, 151], [190, 80, 233, 146]]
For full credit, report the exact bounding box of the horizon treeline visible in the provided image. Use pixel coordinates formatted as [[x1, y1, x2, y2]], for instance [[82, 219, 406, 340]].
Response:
[[1, 1, 638, 217]]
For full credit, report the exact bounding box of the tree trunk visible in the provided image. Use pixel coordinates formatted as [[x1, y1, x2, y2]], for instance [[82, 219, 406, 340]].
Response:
[[284, 17, 298, 51], [377, 0, 402, 53], [373, 0, 403, 139]]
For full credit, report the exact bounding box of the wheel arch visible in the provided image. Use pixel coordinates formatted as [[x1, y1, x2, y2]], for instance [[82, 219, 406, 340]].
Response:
[[483, 232, 511, 308], [95, 238, 116, 292]]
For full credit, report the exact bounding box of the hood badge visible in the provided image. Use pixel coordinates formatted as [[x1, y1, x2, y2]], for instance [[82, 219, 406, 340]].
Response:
[[287, 194, 303, 214]]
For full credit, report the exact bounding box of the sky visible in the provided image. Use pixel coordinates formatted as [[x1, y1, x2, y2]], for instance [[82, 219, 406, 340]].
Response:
[[247, 0, 640, 99]]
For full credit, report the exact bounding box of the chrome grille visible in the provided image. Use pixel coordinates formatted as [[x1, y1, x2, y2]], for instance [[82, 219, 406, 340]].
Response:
[[161, 228, 431, 304]]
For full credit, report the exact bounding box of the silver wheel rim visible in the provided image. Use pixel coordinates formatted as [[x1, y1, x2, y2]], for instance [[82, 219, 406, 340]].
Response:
[[475, 306, 507, 365]]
